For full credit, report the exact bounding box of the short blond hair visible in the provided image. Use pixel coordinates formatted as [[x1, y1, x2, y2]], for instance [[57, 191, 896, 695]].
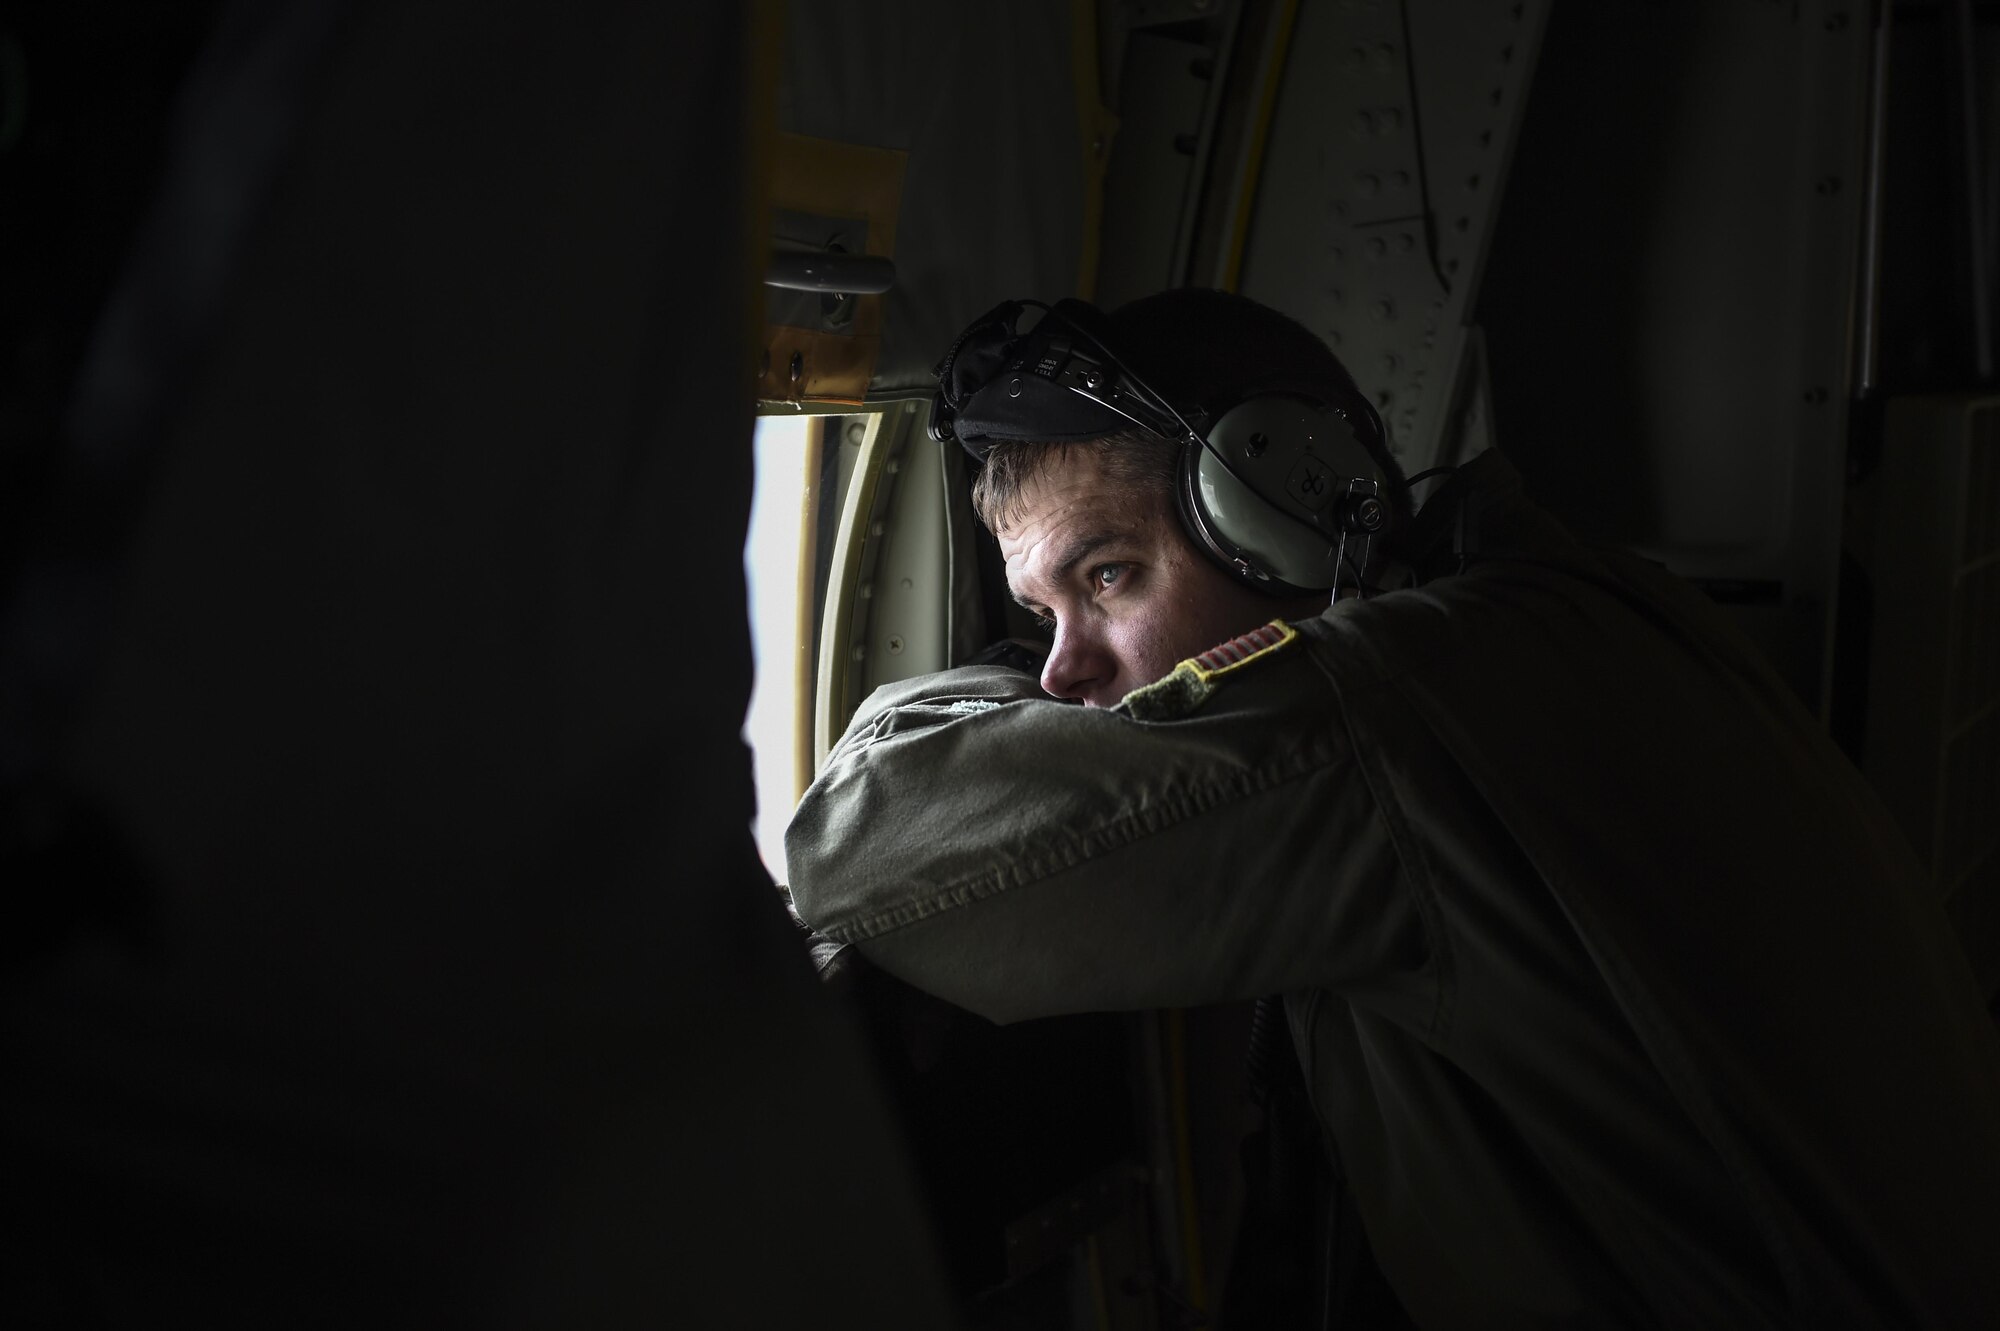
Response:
[[970, 429, 1177, 533]]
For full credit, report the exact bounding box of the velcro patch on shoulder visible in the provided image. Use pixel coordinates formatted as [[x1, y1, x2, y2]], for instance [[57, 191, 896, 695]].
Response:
[[1120, 620, 1299, 721]]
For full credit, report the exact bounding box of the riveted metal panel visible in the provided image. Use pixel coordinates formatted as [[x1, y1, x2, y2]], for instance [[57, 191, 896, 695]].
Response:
[[1237, 0, 1547, 469]]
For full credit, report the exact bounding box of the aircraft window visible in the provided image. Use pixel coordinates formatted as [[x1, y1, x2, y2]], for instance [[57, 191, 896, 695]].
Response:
[[743, 414, 818, 882], [746, 404, 969, 880]]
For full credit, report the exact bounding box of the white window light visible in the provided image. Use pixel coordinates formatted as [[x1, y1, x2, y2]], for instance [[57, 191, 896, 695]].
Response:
[[743, 414, 814, 884]]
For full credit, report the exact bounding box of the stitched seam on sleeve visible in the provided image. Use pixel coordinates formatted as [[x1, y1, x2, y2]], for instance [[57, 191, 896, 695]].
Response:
[[818, 741, 1342, 943]]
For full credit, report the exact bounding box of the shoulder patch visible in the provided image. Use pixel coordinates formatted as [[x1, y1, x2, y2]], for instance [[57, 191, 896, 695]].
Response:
[[1119, 620, 1300, 721]]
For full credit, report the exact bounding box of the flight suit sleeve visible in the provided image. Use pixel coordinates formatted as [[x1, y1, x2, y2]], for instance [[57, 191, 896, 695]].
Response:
[[784, 645, 1422, 1024]]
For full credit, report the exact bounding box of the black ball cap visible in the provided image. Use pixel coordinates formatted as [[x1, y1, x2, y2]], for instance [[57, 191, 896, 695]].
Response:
[[932, 300, 1137, 459], [930, 290, 1370, 463]]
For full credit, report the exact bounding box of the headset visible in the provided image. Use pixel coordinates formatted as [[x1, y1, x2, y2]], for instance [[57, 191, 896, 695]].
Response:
[[927, 298, 1396, 600]]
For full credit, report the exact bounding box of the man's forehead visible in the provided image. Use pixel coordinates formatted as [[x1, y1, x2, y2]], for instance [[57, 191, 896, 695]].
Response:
[[1005, 518, 1128, 576], [998, 450, 1133, 539], [1000, 463, 1116, 536]]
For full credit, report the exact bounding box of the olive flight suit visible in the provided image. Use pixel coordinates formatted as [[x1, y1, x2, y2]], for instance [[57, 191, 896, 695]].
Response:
[[786, 451, 2000, 1328]]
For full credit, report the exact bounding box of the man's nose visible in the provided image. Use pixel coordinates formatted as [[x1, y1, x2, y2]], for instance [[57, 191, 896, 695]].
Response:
[[1040, 622, 1113, 704]]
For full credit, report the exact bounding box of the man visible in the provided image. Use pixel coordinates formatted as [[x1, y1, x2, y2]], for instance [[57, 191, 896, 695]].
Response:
[[786, 289, 2000, 1326]]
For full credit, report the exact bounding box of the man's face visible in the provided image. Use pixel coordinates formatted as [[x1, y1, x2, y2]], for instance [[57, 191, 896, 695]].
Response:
[[998, 448, 1304, 707]]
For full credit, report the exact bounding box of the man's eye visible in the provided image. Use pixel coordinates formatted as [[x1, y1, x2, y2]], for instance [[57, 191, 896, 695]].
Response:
[[1031, 610, 1056, 631], [1092, 564, 1127, 591]]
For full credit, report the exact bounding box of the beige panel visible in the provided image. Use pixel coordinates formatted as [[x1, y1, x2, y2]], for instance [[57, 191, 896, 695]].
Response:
[[760, 133, 906, 405]]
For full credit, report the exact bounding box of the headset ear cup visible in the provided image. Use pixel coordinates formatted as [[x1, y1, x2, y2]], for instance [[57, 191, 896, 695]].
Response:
[[1180, 392, 1395, 596], [1174, 426, 1344, 596]]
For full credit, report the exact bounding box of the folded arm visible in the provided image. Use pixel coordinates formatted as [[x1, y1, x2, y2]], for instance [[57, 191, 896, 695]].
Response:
[[785, 651, 1420, 1024]]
